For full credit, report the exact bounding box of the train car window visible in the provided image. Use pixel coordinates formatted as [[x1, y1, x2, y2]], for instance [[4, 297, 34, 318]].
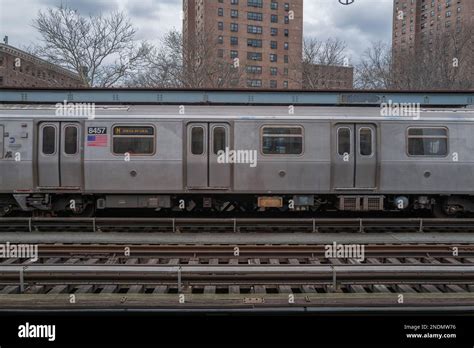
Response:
[[407, 127, 448, 156], [213, 127, 226, 154], [359, 128, 372, 156], [112, 126, 155, 155], [42, 126, 56, 155], [337, 127, 351, 156], [261, 126, 303, 155], [64, 126, 78, 155], [191, 126, 204, 155]]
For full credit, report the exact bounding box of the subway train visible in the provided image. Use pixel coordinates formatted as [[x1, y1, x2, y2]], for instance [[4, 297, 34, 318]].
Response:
[[1, 103, 474, 217]]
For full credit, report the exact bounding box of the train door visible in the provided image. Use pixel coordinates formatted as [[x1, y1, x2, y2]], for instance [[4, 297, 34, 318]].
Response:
[[37, 122, 83, 188], [332, 123, 377, 189], [186, 122, 231, 189]]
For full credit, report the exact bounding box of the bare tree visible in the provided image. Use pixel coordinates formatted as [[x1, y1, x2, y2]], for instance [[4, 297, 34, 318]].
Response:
[[355, 41, 394, 89], [128, 28, 245, 88], [126, 29, 183, 88], [33, 5, 150, 87], [392, 25, 473, 90], [356, 25, 473, 90], [294, 37, 350, 89]]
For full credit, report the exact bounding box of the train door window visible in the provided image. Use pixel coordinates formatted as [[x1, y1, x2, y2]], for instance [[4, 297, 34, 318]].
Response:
[[191, 126, 205, 155], [261, 126, 303, 155], [112, 125, 155, 155], [42, 126, 56, 155], [337, 127, 351, 156], [64, 125, 78, 155], [407, 127, 448, 156], [213, 126, 226, 154], [359, 127, 372, 156]]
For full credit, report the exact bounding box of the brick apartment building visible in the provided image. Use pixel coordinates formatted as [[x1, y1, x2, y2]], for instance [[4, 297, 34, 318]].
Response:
[[183, 0, 303, 89], [392, 0, 474, 56], [0, 43, 84, 88]]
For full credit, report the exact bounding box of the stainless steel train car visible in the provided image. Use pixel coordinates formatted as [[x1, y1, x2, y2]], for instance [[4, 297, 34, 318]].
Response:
[[1, 104, 474, 217]]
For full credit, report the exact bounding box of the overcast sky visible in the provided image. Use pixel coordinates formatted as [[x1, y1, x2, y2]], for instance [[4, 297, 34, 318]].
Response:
[[0, 0, 393, 63]]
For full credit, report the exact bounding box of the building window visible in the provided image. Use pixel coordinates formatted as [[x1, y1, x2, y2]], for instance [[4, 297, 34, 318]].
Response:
[[218, 49, 224, 58], [248, 0, 263, 8], [218, 35, 224, 44], [231, 36, 239, 45], [271, 14, 278, 23], [284, 29, 289, 36], [284, 15, 289, 24], [230, 50, 239, 58], [284, 3, 290, 11], [230, 23, 239, 32], [218, 8, 224, 16], [231, 0, 239, 4], [284, 55, 289, 63], [247, 25, 263, 34], [247, 38, 262, 47], [407, 128, 448, 156], [270, 67, 278, 76], [247, 79, 262, 87], [231, 9, 239, 18], [246, 65, 262, 74], [270, 54, 277, 62], [270, 80, 277, 88], [218, 22, 224, 30], [271, 1, 278, 10], [113, 126, 155, 155], [247, 52, 262, 61], [271, 28, 278, 36], [270, 41, 277, 49], [262, 126, 304, 155], [247, 12, 263, 21], [284, 42, 289, 50], [283, 81, 289, 88]]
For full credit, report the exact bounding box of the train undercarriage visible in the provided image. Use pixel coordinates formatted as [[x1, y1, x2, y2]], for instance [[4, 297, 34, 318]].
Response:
[[1, 193, 473, 218]]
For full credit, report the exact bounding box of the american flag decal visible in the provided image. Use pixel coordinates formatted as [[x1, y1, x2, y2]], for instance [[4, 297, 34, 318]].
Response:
[[87, 134, 108, 147]]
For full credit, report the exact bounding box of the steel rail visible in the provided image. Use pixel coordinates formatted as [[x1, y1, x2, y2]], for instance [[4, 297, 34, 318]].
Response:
[[1, 264, 473, 283], [31, 244, 474, 258]]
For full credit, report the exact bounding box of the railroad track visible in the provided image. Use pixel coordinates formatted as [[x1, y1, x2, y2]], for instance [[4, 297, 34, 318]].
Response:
[[1, 244, 473, 311], [2, 217, 474, 233]]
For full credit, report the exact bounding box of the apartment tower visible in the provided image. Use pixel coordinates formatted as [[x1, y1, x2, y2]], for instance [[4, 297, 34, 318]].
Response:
[[392, 0, 474, 56], [183, 0, 303, 89]]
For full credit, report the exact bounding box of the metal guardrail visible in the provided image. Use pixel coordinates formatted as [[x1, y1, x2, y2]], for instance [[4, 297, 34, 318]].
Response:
[[1, 217, 474, 233]]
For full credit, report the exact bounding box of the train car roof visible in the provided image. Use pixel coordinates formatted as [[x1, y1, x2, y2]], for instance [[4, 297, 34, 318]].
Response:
[[1, 104, 474, 121]]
